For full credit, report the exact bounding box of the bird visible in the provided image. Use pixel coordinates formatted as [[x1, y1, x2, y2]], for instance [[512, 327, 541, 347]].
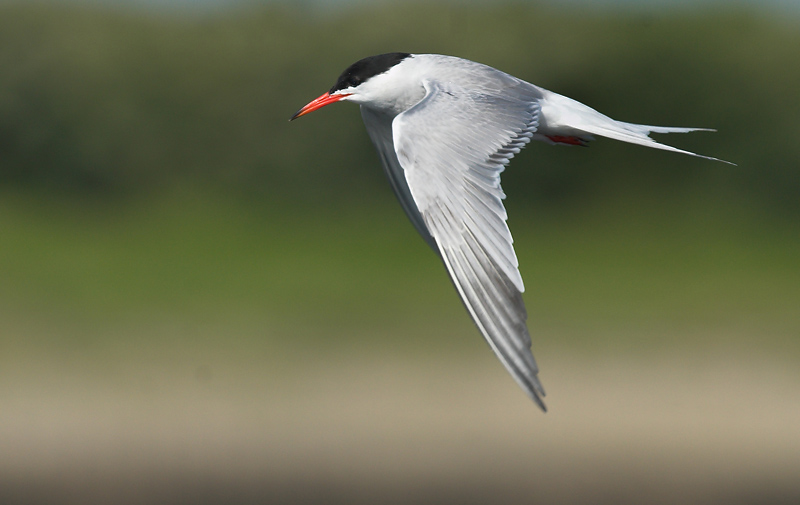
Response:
[[290, 53, 730, 412]]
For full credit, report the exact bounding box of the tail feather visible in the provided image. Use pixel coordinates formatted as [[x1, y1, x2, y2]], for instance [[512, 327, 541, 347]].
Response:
[[538, 90, 734, 165], [587, 122, 735, 165]]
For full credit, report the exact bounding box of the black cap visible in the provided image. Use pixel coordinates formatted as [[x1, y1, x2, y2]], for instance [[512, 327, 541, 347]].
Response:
[[330, 53, 412, 93]]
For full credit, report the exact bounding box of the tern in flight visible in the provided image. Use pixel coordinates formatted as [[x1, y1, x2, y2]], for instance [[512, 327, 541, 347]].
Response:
[[291, 53, 729, 411]]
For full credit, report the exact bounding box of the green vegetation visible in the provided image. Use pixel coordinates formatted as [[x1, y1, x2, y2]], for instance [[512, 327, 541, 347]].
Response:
[[0, 2, 797, 354], [1, 188, 797, 356], [1, 2, 798, 209]]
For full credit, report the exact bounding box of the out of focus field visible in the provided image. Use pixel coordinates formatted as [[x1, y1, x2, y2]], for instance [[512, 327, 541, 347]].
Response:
[[0, 2, 798, 504], [1, 191, 798, 504]]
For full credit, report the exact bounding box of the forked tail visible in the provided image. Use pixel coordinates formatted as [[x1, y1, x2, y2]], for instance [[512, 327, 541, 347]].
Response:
[[537, 89, 734, 165]]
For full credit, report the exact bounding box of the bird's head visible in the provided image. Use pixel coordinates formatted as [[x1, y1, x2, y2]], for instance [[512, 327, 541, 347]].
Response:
[[290, 52, 414, 120]]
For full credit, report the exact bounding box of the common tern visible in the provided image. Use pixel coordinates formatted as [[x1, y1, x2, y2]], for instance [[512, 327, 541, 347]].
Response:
[[291, 53, 729, 412]]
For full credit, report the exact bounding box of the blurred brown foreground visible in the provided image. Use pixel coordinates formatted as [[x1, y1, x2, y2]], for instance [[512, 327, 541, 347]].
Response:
[[1, 337, 798, 505]]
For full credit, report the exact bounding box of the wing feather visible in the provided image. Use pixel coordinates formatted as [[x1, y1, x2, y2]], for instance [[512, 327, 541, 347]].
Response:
[[360, 107, 437, 250], [391, 79, 546, 410]]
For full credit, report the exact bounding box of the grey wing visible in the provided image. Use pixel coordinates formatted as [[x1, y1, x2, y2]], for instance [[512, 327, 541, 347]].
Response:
[[360, 106, 437, 250], [392, 79, 547, 411]]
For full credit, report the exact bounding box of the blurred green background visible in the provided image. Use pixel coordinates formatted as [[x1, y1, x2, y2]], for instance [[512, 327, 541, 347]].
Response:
[[0, 1, 798, 504]]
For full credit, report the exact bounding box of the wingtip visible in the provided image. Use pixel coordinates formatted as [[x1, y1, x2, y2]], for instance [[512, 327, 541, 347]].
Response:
[[520, 374, 547, 412], [530, 392, 547, 413], [530, 380, 547, 412]]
